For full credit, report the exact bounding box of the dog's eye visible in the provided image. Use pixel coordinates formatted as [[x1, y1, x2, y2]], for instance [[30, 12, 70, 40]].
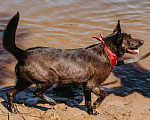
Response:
[[129, 34, 131, 38], [129, 41, 133, 45], [127, 40, 133, 45], [130, 41, 133, 44]]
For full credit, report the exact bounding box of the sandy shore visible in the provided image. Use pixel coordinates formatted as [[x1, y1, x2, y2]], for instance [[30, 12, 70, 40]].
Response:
[[0, 71, 150, 120], [0, 89, 150, 120]]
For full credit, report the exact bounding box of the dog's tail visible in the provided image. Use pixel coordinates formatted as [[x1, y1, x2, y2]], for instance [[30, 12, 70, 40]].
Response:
[[3, 12, 25, 61], [116, 52, 150, 66]]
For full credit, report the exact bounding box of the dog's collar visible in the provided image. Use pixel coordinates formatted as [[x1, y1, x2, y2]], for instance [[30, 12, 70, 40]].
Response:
[[92, 34, 117, 68]]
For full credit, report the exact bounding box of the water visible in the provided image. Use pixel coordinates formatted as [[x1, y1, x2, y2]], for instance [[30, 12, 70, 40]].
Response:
[[0, 0, 150, 98]]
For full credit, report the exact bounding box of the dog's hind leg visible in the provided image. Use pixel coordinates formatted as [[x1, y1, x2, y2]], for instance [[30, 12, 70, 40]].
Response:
[[7, 79, 32, 113], [33, 83, 57, 105]]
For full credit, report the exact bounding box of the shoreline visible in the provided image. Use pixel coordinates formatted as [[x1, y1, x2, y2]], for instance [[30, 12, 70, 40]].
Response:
[[0, 86, 150, 120]]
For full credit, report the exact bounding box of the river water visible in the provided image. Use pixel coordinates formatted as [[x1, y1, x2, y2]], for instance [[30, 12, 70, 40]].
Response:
[[0, 0, 150, 98]]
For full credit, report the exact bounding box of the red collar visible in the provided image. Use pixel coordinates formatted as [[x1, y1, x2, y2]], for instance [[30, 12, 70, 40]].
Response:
[[92, 34, 117, 68]]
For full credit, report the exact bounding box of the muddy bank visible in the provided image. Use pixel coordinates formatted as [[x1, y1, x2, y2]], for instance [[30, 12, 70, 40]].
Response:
[[0, 85, 150, 120]]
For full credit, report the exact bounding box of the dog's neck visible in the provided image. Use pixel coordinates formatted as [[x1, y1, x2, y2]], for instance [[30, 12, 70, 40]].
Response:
[[92, 35, 117, 68], [104, 36, 124, 58]]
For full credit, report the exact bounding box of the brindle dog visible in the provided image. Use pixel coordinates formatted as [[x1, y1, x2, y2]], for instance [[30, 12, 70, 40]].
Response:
[[3, 12, 144, 115]]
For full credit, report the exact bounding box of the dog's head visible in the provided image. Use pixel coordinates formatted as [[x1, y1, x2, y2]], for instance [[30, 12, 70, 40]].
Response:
[[108, 20, 144, 57]]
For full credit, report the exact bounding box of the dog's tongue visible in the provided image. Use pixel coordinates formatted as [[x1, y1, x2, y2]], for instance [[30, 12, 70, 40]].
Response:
[[134, 48, 139, 54], [127, 48, 139, 54]]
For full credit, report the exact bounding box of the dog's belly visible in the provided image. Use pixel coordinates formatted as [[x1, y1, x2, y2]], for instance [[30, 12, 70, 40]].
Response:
[[17, 59, 111, 85], [52, 60, 112, 84]]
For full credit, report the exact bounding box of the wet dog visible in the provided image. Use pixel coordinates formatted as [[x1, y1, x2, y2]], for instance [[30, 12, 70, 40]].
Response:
[[3, 12, 144, 115]]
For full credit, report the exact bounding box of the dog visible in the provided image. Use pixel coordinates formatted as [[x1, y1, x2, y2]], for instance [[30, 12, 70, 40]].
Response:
[[3, 12, 144, 115]]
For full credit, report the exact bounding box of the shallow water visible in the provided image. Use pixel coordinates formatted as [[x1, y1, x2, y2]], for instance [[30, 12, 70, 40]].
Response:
[[0, 0, 150, 98]]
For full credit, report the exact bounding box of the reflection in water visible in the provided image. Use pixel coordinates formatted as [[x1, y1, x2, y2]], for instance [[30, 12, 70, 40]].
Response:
[[0, 0, 150, 98]]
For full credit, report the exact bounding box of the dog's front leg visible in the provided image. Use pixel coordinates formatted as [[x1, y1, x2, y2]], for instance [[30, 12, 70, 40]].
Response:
[[82, 82, 93, 115], [92, 86, 107, 111], [84, 79, 106, 115]]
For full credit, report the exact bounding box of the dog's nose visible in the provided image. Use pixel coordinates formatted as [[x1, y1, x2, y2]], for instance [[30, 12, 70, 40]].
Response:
[[140, 40, 144, 45]]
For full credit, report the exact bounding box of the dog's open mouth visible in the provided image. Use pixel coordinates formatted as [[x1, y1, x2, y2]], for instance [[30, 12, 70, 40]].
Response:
[[127, 48, 139, 54]]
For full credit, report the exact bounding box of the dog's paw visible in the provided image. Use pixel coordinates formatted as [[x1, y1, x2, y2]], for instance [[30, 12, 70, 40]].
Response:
[[49, 101, 57, 105], [93, 97, 103, 107], [88, 108, 99, 115], [92, 110, 99, 115], [10, 107, 20, 114], [8, 103, 20, 114], [44, 96, 57, 105]]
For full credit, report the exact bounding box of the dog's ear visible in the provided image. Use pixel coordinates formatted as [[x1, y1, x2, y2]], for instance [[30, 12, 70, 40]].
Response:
[[113, 20, 121, 33], [109, 20, 122, 44], [113, 20, 122, 42]]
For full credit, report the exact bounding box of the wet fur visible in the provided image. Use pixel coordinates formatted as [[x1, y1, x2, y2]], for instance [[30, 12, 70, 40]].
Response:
[[3, 12, 144, 115]]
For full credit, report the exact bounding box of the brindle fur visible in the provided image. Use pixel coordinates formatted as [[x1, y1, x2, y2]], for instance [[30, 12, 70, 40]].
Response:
[[3, 12, 144, 115]]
